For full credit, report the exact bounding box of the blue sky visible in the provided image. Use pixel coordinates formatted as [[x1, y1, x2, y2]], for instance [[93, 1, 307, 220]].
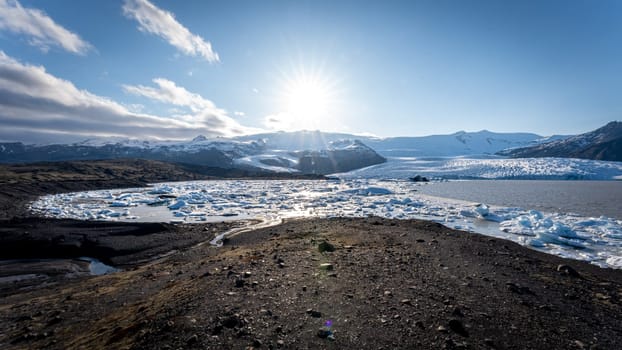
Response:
[[0, 0, 621, 143]]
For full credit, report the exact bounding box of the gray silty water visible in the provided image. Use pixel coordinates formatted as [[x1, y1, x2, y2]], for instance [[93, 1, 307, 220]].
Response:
[[416, 180, 622, 220]]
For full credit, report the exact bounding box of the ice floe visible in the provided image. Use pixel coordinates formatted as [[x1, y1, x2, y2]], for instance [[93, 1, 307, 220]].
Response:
[[30, 179, 622, 269]]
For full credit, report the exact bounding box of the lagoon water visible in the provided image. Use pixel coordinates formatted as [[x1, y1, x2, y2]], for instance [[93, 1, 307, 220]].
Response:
[[417, 180, 622, 220], [30, 179, 622, 269]]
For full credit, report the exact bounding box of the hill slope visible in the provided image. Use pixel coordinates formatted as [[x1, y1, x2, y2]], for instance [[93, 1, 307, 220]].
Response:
[[498, 121, 622, 161]]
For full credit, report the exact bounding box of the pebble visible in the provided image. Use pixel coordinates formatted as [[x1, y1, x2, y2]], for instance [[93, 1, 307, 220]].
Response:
[[557, 264, 581, 278], [448, 319, 468, 337], [317, 328, 332, 338], [306, 309, 322, 318], [318, 241, 336, 253], [186, 334, 198, 344], [319, 263, 334, 271]]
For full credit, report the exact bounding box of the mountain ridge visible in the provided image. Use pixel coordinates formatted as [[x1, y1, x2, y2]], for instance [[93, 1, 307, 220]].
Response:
[[498, 121, 622, 161]]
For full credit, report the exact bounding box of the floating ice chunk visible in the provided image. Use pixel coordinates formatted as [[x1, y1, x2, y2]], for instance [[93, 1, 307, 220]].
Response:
[[168, 200, 187, 210], [474, 204, 489, 217], [341, 187, 393, 196], [110, 200, 132, 207], [149, 185, 174, 194], [605, 256, 622, 268]]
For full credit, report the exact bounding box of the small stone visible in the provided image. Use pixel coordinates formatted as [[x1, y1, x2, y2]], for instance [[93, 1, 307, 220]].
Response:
[[277, 339, 285, 347], [318, 241, 336, 253], [260, 309, 272, 316], [448, 319, 468, 337], [302, 286, 307, 291], [437, 325, 447, 332], [306, 309, 322, 318], [252, 339, 262, 347], [384, 290, 392, 297], [452, 307, 464, 317], [186, 334, 199, 344], [278, 262, 285, 268], [319, 263, 334, 271], [317, 328, 332, 338], [235, 279, 245, 288], [244, 271, 252, 278], [557, 264, 581, 278], [401, 299, 412, 305]]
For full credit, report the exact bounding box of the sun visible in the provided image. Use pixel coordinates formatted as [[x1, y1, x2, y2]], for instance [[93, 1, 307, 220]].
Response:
[[272, 67, 341, 131], [284, 78, 329, 121]]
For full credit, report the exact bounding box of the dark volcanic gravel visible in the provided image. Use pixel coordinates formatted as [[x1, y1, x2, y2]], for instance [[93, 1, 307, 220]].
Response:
[[1, 217, 621, 349]]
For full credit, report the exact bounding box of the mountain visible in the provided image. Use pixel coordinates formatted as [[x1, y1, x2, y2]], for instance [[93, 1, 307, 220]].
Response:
[[232, 129, 547, 157], [364, 130, 544, 157], [498, 121, 622, 161], [0, 136, 385, 175]]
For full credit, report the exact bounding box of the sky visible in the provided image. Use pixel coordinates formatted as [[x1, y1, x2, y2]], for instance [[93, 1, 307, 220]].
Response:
[[0, 0, 621, 143]]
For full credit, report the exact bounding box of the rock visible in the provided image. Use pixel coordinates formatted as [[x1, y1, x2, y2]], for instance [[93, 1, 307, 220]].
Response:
[[557, 264, 581, 278], [317, 328, 332, 338], [506, 282, 535, 295], [235, 279, 245, 288], [384, 290, 392, 297], [186, 334, 199, 344], [277, 339, 285, 347], [452, 307, 464, 317], [401, 299, 412, 305], [448, 319, 469, 337], [243, 271, 252, 278], [252, 339, 262, 347], [319, 263, 334, 271], [318, 241, 336, 253], [437, 325, 448, 332], [306, 309, 322, 318], [222, 314, 242, 328]]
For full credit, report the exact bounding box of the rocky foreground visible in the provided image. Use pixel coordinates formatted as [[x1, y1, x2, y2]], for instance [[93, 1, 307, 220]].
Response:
[[1, 217, 621, 349]]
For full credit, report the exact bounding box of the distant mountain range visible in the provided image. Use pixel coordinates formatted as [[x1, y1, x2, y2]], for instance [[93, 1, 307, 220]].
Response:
[[498, 121, 622, 161], [0, 137, 385, 175], [1, 122, 620, 175]]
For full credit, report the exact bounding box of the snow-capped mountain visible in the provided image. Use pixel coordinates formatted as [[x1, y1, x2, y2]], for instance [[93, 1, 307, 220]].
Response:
[[498, 121, 622, 161], [0, 134, 385, 175], [364, 130, 545, 157], [232, 129, 549, 157]]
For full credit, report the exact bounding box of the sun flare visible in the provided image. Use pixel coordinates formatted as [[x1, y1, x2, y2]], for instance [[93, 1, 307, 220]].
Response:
[[284, 78, 330, 120], [272, 67, 341, 131]]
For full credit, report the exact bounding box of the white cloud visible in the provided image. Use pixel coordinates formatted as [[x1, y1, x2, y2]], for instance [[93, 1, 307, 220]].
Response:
[[0, 51, 245, 143], [0, 0, 92, 54], [234, 111, 245, 117], [123, 78, 255, 133], [122, 0, 219, 63]]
